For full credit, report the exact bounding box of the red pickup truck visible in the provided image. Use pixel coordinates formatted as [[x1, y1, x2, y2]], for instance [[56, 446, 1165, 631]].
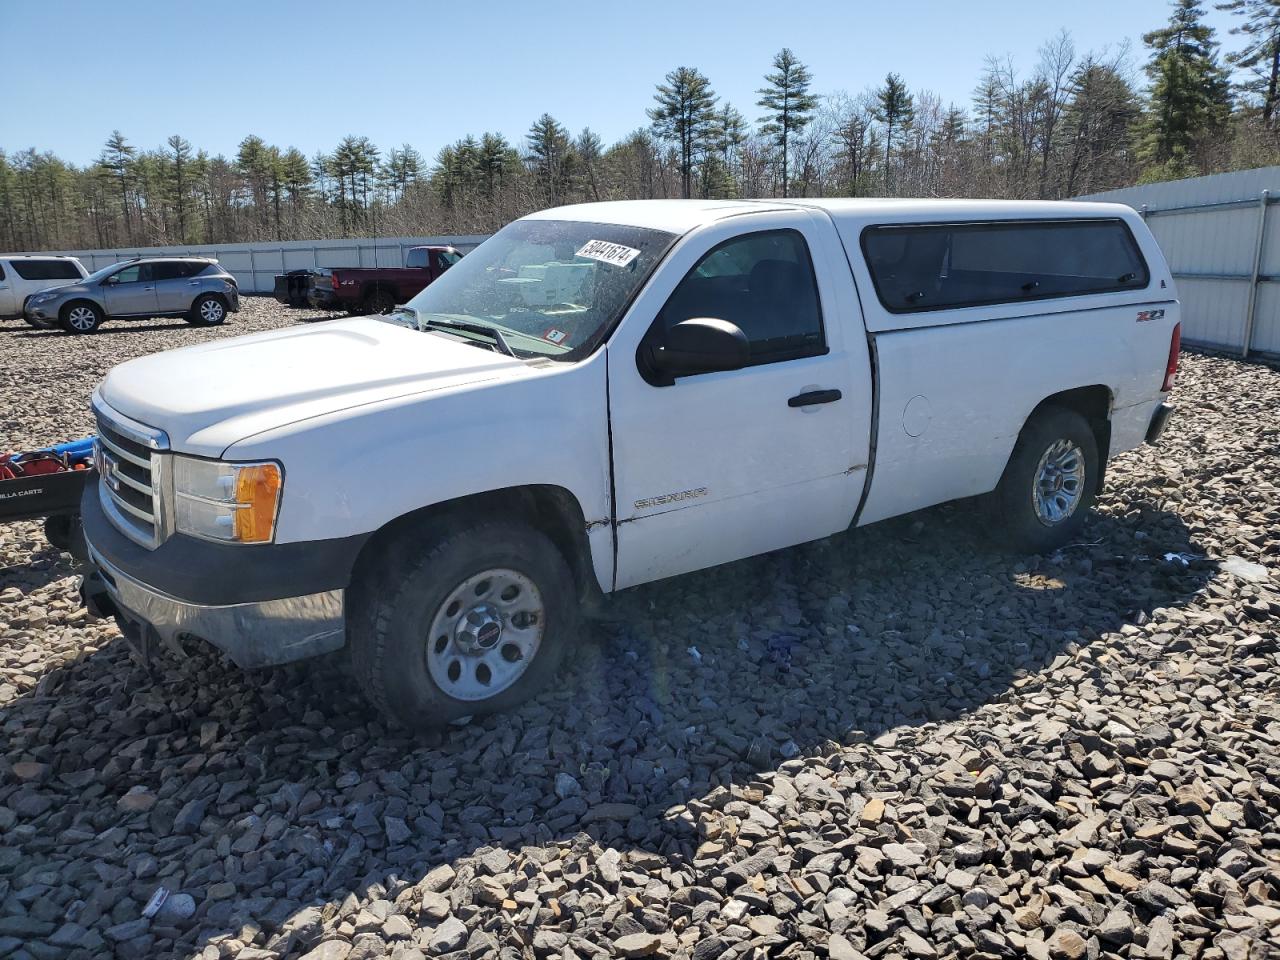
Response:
[[308, 245, 463, 313]]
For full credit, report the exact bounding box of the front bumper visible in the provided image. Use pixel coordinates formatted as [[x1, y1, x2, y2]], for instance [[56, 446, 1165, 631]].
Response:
[[1145, 402, 1175, 445], [82, 537, 345, 669], [24, 302, 60, 326]]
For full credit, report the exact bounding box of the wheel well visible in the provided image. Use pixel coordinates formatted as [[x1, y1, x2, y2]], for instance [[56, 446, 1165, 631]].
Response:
[[1027, 384, 1114, 487], [351, 485, 602, 605]]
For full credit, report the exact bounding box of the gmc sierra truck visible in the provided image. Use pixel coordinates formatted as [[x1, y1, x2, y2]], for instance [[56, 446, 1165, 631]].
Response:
[[307, 245, 462, 313], [80, 198, 1179, 728]]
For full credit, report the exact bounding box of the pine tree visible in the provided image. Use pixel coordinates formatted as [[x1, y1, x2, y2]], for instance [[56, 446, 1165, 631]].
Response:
[[98, 131, 136, 243], [166, 135, 193, 243], [756, 49, 818, 197], [1139, 0, 1232, 174], [874, 73, 915, 191], [648, 67, 718, 199], [280, 148, 312, 209], [1218, 0, 1280, 124], [525, 114, 575, 207], [478, 133, 517, 199], [575, 128, 604, 201]]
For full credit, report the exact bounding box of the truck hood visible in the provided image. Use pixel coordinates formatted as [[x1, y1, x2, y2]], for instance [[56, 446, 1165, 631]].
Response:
[[98, 316, 528, 456]]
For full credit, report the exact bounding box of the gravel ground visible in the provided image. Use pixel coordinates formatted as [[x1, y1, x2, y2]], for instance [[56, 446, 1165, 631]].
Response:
[[0, 299, 1278, 960]]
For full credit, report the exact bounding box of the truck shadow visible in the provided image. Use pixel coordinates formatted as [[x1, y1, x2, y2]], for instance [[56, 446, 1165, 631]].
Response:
[[1, 499, 1217, 956]]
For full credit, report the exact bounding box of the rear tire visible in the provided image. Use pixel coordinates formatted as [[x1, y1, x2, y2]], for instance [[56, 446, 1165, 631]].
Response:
[[60, 301, 103, 334], [349, 518, 579, 728], [991, 406, 1099, 554], [363, 288, 397, 315], [188, 294, 228, 326]]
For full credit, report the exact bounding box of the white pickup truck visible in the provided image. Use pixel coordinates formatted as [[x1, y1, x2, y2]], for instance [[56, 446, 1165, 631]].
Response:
[[80, 199, 1180, 726]]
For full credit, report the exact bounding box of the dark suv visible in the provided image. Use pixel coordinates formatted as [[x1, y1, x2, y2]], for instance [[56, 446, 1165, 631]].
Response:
[[24, 257, 240, 334]]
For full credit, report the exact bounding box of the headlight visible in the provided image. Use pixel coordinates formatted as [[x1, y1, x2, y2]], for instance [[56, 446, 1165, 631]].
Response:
[[30, 293, 56, 304], [172, 455, 282, 543]]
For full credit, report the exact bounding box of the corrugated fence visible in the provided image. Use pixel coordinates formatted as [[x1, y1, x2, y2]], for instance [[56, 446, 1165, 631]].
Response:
[[1082, 166, 1280, 359], [2, 235, 489, 296]]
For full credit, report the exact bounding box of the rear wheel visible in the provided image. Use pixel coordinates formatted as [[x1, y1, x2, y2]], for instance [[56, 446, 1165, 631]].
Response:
[[363, 288, 397, 315], [991, 406, 1099, 553], [188, 294, 227, 326], [61, 301, 103, 334], [349, 518, 579, 728]]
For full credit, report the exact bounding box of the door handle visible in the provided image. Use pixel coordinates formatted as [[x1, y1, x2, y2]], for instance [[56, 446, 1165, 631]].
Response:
[[788, 389, 842, 407], [188, 280, 200, 285]]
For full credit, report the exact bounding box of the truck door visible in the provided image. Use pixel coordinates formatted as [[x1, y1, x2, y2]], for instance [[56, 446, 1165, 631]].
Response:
[[607, 209, 873, 589], [102, 263, 159, 316]]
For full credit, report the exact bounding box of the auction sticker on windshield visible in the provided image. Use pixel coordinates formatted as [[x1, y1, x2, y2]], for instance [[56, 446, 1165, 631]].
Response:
[[575, 240, 641, 268]]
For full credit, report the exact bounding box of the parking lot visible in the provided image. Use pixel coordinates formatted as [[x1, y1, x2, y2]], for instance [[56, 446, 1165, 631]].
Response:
[[1, 300, 1277, 960]]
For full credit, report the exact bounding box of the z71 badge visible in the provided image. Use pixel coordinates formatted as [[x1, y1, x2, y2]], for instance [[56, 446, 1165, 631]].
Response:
[[1136, 308, 1165, 323]]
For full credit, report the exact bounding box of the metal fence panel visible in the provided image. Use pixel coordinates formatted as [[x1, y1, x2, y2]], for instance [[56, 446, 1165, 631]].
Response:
[[1251, 283, 1280, 355], [1082, 166, 1280, 358], [1, 235, 489, 295]]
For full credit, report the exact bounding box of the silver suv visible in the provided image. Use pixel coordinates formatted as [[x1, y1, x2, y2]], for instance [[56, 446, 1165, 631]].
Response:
[[24, 257, 240, 334]]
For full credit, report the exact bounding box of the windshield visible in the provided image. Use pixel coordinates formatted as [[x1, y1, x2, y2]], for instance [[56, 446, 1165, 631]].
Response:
[[385, 219, 676, 360], [84, 262, 128, 283]]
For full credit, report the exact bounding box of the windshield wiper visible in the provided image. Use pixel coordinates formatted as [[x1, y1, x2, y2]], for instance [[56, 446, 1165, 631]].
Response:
[[420, 316, 516, 357]]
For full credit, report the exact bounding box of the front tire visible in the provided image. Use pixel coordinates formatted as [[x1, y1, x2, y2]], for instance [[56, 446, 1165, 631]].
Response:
[[349, 519, 579, 728], [189, 294, 228, 326], [61, 301, 103, 334], [991, 406, 1099, 553]]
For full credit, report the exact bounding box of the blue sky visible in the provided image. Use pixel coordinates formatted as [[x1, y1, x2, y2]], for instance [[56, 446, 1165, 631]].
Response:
[[3, 0, 1239, 166]]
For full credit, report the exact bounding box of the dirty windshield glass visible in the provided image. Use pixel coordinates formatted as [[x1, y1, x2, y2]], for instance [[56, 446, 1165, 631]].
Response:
[[388, 220, 676, 360]]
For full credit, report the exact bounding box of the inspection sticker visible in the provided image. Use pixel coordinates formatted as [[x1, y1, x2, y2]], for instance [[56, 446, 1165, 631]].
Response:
[[542, 328, 568, 345], [575, 239, 641, 268]]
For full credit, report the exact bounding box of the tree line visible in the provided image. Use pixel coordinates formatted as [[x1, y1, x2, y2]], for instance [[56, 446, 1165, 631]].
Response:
[[3, 0, 1279, 253]]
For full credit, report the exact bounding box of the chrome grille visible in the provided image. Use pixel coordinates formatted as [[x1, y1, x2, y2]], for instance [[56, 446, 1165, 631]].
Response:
[[93, 396, 170, 549]]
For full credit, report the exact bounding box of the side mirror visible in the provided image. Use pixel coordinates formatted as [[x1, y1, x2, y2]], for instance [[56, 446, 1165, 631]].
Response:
[[102, 275, 117, 286], [649, 317, 749, 383]]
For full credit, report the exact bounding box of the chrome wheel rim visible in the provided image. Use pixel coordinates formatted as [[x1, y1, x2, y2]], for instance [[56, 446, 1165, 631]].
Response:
[[1033, 439, 1086, 525], [68, 306, 96, 331], [425, 568, 544, 701], [200, 299, 224, 323]]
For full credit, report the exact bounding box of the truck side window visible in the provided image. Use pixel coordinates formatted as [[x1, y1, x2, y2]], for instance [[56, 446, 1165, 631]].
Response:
[[655, 229, 825, 365], [861, 218, 1150, 314]]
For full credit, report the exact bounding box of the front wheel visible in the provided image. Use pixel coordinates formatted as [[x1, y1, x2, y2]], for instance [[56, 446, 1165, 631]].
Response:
[[990, 406, 1099, 553], [61, 301, 103, 334], [349, 519, 579, 728], [188, 294, 227, 326]]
